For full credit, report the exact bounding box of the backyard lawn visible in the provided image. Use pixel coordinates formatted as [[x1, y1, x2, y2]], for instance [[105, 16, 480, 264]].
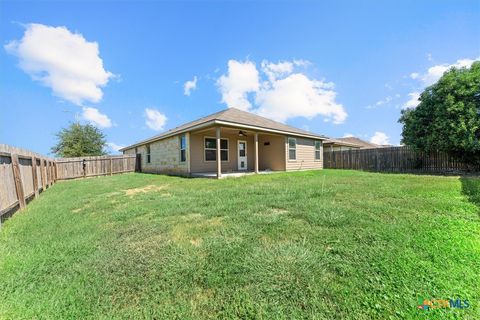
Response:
[[0, 170, 479, 319]]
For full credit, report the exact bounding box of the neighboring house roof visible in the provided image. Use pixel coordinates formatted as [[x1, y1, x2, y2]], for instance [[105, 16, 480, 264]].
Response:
[[323, 138, 363, 148], [325, 136, 385, 149], [120, 108, 327, 151], [338, 137, 382, 148]]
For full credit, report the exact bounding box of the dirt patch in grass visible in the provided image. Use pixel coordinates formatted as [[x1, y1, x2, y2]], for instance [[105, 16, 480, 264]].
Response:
[[264, 208, 288, 215], [169, 214, 224, 246], [124, 184, 168, 197]]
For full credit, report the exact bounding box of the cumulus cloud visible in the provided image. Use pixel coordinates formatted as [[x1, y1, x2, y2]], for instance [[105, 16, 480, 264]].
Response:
[[107, 142, 125, 153], [184, 76, 198, 96], [217, 60, 260, 111], [417, 57, 479, 86], [404, 57, 479, 110], [5, 23, 113, 105], [145, 108, 167, 131], [81, 107, 112, 128], [217, 59, 347, 124], [403, 92, 421, 109], [261, 60, 294, 81], [370, 132, 390, 145], [255, 73, 347, 123]]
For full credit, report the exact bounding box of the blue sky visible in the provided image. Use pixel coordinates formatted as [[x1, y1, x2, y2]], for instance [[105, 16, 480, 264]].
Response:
[[1, 1, 479, 155]]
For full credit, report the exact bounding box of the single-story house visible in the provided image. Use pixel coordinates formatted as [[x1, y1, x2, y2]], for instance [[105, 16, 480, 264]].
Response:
[[323, 138, 362, 151], [323, 136, 389, 151], [120, 108, 327, 178]]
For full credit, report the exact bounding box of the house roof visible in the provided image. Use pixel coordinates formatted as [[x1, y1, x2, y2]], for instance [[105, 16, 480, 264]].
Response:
[[323, 138, 363, 148], [324, 136, 384, 149], [120, 108, 327, 151]]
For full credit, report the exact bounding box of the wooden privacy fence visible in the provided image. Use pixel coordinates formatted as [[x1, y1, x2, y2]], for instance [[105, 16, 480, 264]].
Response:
[[56, 155, 136, 180], [323, 146, 478, 174], [0, 144, 136, 224]]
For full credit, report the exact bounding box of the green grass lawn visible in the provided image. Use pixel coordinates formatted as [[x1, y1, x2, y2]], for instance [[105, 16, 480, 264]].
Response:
[[0, 170, 479, 319]]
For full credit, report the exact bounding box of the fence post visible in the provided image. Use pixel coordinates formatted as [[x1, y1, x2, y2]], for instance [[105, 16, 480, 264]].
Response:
[[83, 159, 86, 178], [110, 158, 113, 176], [31, 156, 39, 198], [11, 154, 26, 210]]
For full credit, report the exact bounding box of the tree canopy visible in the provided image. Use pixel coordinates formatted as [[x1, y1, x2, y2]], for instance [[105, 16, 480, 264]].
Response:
[[399, 61, 480, 164], [51, 123, 107, 157]]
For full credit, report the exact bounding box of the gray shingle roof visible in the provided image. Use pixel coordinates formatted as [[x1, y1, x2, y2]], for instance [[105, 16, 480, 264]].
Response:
[[121, 108, 327, 151]]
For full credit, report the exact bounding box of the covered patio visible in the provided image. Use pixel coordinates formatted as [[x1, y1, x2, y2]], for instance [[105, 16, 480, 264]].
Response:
[[189, 125, 286, 179]]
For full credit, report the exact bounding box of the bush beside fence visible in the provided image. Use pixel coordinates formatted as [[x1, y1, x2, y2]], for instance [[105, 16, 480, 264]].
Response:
[[0, 144, 135, 223], [323, 146, 478, 174]]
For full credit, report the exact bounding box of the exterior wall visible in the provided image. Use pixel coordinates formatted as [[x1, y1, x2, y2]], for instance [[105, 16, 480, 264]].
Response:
[[123, 131, 325, 175], [124, 148, 136, 155], [285, 137, 323, 171], [258, 134, 285, 171], [190, 129, 254, 173], [123, 135, 189, 175]]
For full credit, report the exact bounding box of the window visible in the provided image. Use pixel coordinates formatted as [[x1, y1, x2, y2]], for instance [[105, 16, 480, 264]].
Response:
[[180, 134, 186, 162], [204, 137, 229, 161], [146, 144, 151, 163], [315, 141, 321, 160], [288, 138, 296, 160]]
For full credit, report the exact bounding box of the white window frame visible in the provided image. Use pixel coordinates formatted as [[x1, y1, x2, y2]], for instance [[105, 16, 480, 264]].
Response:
[[315, 141, 322, 161], [204, 136, 229, 162], [146, 144, 151, 163], [179, 134, 186, 162], [288, 137, 297, 161]]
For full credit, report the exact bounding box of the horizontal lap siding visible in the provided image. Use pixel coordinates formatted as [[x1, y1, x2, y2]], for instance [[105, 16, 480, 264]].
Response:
[[285, 137, 323, 171]]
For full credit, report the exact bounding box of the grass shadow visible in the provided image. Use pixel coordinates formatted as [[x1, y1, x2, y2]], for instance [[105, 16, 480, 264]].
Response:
[[460, 176, 480, 215]]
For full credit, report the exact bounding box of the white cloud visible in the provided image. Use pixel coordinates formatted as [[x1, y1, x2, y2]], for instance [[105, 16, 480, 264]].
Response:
[[81, 107, 112, 128], [107, 142, 125, 153], [370, 132, 390, 145], [420, 58, 479, 86], [410, 72, 419, 79], [343, 133, 354, 138], [403, 57, 479, 110], [261, 60, 294, 81], [5, 23, 113, 105], [145, 108, 167, 131], [217, 60, 260, 111], [403, 92, 421, 109], [366, 93, 401, 109], [255, 73, 347, 123], [217, 59, 347, 124], [184, 76, 198, 96]]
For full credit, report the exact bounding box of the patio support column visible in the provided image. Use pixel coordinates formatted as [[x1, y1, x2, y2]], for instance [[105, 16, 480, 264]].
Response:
[[216, 127, 222, 179], [254, 132, 259, 174]]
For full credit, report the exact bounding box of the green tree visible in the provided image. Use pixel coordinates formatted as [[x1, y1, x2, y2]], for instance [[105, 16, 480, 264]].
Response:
[[51, 123, 107, 157], [399, 61, 480, 165]]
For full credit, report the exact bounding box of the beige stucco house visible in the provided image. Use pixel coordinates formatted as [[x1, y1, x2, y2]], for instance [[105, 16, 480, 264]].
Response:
[[120, 108, 327, 178]]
